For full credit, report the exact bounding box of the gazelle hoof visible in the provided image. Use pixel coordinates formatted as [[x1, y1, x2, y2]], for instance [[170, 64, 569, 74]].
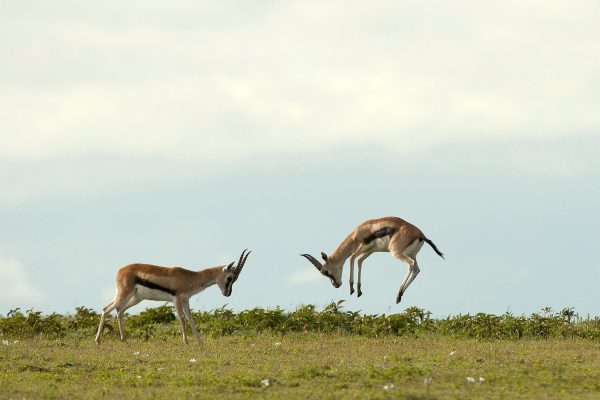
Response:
[[350, 287, 355, 295], [357, 290, 362, 297]]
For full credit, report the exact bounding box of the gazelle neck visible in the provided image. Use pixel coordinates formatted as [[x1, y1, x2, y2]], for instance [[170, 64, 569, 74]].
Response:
[[193, 266, 223, 291], [328, 232, 358, 266]]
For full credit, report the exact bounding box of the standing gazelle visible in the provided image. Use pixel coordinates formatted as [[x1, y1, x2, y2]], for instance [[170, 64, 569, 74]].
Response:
[[95, 249, 251, 345], [301, 217, 443, 303]]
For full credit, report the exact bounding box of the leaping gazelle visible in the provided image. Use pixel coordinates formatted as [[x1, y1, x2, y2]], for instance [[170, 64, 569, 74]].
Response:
[[95, 249, 251, 345], [301, 217, 444, 303]]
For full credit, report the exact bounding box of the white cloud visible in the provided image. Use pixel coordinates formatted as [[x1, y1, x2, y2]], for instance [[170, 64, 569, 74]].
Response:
[[286, 268, 322, 286], [1, 1, 599, 163], [0, 257, 45, 303]]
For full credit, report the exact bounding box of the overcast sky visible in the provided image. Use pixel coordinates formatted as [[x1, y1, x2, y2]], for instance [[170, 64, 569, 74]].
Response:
[[1, 1, 599, 317]]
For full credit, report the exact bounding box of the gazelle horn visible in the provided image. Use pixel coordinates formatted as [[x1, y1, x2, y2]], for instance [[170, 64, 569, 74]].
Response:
[[300, 253, 323, 271], [234, 249, 251, 275]]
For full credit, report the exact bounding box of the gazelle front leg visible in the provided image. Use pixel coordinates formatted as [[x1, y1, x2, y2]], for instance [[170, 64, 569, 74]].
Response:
[[349, 245, 368, 295], [174, 297, 188, 344], [182, 299, 202, 345], [349, 253, 358, 295], [356, 250, 374, 297]]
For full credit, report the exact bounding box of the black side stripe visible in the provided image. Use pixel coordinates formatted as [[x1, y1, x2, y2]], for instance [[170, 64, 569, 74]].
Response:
[[363, 227, 397, 244], [134, 276, 176, 296]]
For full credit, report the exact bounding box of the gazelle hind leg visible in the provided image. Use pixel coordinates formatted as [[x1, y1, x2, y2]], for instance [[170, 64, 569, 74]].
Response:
[[116, 309, 126, 341], [95, 300, 117, 344], [116, 293, 141, 341], [398, 239, 424, 299], [397, 261, 420, 302], [96, 290, 137, 344], [390, 236, 424, 304], [401, 261, 420, 295], [356, 250, 374, 297], [394, 258, 415, 303]]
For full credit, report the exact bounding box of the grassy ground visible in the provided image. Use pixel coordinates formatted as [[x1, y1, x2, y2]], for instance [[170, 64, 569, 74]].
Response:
[[1, 334, 599, 399]]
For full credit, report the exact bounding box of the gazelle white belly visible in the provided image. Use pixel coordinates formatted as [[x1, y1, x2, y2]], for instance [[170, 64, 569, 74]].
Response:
[[370, 236, 392, 252], [134, 285, 174, 302]]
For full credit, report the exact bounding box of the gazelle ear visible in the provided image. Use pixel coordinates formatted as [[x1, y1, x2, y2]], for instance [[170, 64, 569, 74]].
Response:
[[321, 252, 328, 262], [224, 262, 234, 271]]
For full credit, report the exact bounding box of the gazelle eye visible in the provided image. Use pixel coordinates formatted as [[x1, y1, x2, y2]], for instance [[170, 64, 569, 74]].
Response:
[[226, 277, 232, 283]]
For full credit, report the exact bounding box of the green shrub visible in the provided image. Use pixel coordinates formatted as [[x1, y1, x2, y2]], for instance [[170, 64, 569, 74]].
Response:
[[65, 307, 100, 332], [127, 305, 176, 328], [2, 303, 599, 340]]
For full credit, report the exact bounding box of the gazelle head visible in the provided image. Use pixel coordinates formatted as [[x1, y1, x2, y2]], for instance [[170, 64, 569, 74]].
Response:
[[301, 252, 342, 288], [217, 249, 251, 297]]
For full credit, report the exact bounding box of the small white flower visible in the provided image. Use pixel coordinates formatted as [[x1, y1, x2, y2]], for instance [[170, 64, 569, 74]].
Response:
[[479, 377, 485, 382], [1, 340, 9, 346], [13, 340, 20, 344], [261, 379, 270, 387], [383, 355, 388, 362], [466, 377, 476, 383], [133, 351, 140, 356], [449, 351, 456, 356], [383, 384, 394, 390], [157, 367, 164, 371], [142, 353, 149, 357], [274, 342, 281, 347], [424, 377, 432, 385], [189, 358, 197, 363], [136, 375, 141, 379]]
